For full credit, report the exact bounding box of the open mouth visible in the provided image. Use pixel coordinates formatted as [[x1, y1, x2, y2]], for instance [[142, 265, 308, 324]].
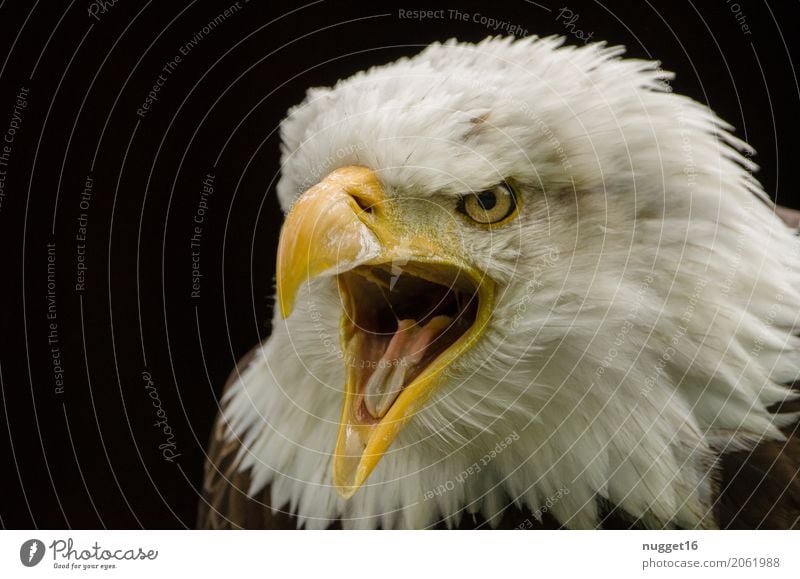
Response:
[[274, 165, 498, 496], [338, 262, 481, 425]]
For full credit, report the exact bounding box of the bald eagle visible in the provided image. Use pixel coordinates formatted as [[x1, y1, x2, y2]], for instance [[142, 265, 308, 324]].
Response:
[[199, 37, 800, 529]]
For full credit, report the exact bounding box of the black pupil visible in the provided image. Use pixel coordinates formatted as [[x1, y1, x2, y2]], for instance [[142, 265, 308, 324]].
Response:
[[476, 190, 497, 210]]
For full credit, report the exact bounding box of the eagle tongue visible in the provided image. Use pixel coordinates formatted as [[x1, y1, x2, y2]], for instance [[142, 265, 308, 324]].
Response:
[[362, 315, 452, 419]]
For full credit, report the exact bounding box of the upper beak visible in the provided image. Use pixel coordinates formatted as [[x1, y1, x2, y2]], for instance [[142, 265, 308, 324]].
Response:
[[276, 166, 494, 498], [276, 167, 385, 318]]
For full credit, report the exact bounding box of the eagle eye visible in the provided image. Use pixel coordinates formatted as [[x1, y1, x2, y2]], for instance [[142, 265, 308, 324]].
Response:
[[458, 182, 518, 225]]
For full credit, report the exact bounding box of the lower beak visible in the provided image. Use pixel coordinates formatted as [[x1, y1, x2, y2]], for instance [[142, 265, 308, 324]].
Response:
[[276, 166, 494, 498]]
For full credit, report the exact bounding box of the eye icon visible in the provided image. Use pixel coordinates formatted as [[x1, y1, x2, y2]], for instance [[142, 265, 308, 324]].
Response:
[[19, 539, 45, 567]]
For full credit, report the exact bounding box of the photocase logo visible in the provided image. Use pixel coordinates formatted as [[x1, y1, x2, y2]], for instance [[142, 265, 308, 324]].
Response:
[[19, 539, 45, 567]]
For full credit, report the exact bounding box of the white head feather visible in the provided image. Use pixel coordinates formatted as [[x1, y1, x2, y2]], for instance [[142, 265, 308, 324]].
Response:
[[223, 36, 800, 529]]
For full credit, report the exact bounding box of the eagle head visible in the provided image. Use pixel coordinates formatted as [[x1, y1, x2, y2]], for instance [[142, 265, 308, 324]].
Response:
[[220, 37, 800, 529]]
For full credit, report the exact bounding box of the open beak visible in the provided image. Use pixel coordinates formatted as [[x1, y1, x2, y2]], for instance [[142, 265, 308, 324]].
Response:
[[276, 166, 495, 498]]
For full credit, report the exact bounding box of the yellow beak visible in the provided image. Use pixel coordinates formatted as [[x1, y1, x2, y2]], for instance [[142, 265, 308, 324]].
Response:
[[276, 166, 494, 498]]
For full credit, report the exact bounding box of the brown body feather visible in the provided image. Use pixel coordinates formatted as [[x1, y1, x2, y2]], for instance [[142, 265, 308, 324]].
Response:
[[713, 382, 800, 529]]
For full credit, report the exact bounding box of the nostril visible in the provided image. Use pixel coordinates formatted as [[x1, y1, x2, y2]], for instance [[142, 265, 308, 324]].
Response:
[[352, 194, 374, 214]]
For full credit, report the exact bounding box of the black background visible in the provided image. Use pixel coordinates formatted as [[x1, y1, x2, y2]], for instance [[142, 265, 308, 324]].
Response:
[[0, 0, 798, 528]]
